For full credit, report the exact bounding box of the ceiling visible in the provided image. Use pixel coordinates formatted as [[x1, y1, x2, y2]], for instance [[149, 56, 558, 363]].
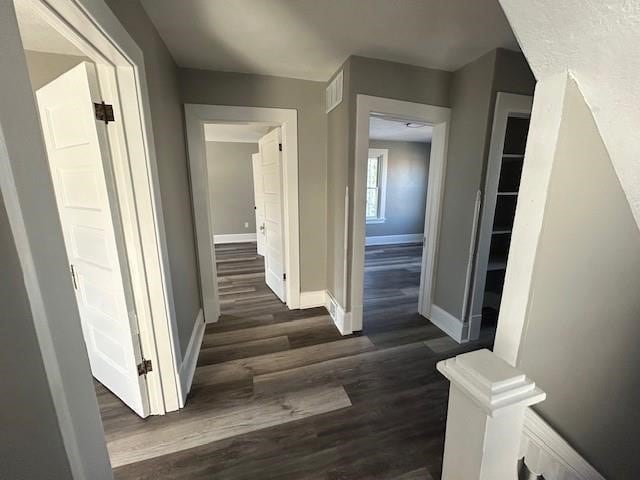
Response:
[[14, 0, 85, 56], [140, 0, 519, 81], [204, 123, 275, 143], [369, 116, 432, 143]]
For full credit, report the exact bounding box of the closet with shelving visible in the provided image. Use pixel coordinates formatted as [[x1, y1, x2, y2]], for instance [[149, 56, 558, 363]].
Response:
[[468, 93, 533, 340]]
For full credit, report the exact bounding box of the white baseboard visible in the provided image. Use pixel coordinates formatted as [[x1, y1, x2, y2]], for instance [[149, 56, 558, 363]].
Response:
[[177, 309, 205, 407], [325, 291, 352, 335], [299, 290, 326, 309], [429, 304, 463, 342], [365, 233, 423, 246], [213, 233, 257, 244], [520, 409, 605, 480]]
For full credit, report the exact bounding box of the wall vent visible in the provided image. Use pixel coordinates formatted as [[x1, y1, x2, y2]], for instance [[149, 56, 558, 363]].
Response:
[[325, 70, 343, 113], [328, 296, 338, 321]]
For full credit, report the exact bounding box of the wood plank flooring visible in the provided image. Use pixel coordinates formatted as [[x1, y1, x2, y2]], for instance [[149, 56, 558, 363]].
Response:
[[96, 242, 494, 479]]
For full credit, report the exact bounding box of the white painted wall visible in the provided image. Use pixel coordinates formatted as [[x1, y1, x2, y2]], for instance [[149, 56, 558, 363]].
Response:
[[499, 0, 640, 230]]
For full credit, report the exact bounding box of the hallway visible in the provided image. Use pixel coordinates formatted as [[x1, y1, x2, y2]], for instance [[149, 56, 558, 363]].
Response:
[[97, 242, 491, 479]]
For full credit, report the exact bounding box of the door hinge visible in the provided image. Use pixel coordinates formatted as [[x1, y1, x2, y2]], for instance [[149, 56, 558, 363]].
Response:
[[278, 143, 283, 151], [94, 101, 115, 124], [137, 359, 153, 376], [283, 273, 287, 281]]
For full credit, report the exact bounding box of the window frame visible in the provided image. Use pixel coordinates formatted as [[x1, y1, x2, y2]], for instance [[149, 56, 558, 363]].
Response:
[[366, 148, 388, 224]]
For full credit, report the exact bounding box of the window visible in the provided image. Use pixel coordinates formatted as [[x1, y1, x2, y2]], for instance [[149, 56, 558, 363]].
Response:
[[366, 148, 388, 223]]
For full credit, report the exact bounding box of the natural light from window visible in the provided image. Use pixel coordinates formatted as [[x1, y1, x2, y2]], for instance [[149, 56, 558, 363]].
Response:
[[366, 149, 387, 223]]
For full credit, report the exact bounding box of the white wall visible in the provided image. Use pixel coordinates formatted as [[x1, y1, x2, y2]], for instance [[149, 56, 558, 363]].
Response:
[[499, 0, 640, 231], [514, 78, 639, 480]]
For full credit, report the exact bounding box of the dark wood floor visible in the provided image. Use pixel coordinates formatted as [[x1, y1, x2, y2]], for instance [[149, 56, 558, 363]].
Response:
[[97, 242, 493, 479]]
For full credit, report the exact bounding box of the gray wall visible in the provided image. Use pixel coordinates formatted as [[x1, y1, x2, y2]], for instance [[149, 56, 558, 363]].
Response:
[[105, 0, 201, 358], [326, 59, 352, 306], [206, 141, 259, 235], [0, 191, 73, 480], [433, 49, 535, 320], [179, 68, 327, 293], [24, 50, 91, 90], [366, 140, 431, 237], [325, 55, 452, 307], [518, 81, 639, 480], [433, 51, 497, 318]]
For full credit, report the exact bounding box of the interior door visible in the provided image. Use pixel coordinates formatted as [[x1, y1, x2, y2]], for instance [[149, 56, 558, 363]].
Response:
[[251, 152, 265, 256], [36, 62, 149, 417], [258, 128, 286, 302]]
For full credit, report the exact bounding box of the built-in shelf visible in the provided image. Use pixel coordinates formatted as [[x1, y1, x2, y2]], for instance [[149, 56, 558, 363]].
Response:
[[492, 229, 512, 235], [487, 259, 507, 271], [497, 191, 518, 196], [502, 154, 525, 159]]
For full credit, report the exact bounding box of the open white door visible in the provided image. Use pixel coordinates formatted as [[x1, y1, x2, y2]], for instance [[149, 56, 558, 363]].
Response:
[[251, 152, 265, 256], [36, 62, 150, 417], [258, 128, 286, 302]]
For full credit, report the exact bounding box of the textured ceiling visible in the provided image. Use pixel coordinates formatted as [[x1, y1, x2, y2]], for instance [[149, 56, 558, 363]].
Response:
[[369, 116, 432, 143], [500, 0, 640, 228], [141, 0, 519, 81]]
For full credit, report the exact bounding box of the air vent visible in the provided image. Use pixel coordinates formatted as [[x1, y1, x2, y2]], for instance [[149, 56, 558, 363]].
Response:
[[328, 297, 338, 321], [325, 70, 343, 113]]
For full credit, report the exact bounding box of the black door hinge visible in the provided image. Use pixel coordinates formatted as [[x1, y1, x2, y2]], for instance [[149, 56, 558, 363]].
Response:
[[137, 359, 153, 376], [278, 143, 283, 151], [94, 101, 115, 124]]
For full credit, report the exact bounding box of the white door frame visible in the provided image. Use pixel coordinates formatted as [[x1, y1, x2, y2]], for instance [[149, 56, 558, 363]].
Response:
[[467, 93, 533, 341], [350, 95, 451, 332], [185, 104, 301, 318], [2, 0, 182, 475]]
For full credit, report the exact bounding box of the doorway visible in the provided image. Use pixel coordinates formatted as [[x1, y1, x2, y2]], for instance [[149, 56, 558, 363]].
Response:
[[12, 0, 181, 422], [362, 115, 433, 333], [185, 104, 301, 321], [350, 95, 451, 334], [202, 121, 289, 307]]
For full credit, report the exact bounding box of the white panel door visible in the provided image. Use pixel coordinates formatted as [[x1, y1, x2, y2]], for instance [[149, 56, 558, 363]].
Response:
[[252, 153, 265, 256], [37, 62, 149, 417], [258, 128, 286, 302]]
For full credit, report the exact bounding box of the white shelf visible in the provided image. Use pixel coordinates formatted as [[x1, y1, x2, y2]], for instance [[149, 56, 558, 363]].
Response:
[[502, 153, 525, 159], [497, 191, 518, 196], [492, 229, 512, 235]]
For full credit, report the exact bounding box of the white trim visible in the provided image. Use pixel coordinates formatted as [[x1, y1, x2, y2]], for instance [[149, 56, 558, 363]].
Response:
[[521, 409, 606, 480], [213, 233, 257, 244], [494, 73, 569, 365], [30, 0, 181, 416], [351, 95, 451, 332], [365, 233, 423, 246], [429, 304, 463, 343], [468, 93, 533, 342], [1, 0, 182, 477], [325, 291, 353, 335], [185, 105, 301, 320], [366, 148, 388, 222], [177, 309, 205, 407], [299, 290, 327, 309]]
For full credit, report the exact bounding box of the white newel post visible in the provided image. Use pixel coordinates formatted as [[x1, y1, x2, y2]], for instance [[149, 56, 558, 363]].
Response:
[[437, 349, 546, 480]]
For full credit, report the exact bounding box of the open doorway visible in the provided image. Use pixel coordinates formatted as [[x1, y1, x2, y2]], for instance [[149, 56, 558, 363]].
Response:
[[362, 115, 432, 333], [13, 0, 181, 423], [349, 95, 451, 336], [185, 105, 301, 322], [203, 122, 290, 312]]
